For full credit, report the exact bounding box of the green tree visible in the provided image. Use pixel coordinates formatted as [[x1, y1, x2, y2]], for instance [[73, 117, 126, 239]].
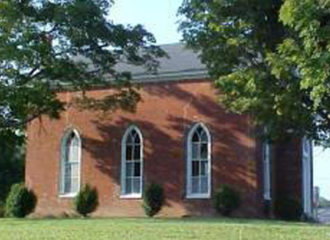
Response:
[[74, 184, 98, 217], [0, 131, 25, 203], [5, 183, 37, 218], [0, 0, 165, 131], [179, 0, 330, 144]]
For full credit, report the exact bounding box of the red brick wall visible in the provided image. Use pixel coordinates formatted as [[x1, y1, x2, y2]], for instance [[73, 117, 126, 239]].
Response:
[[273, 139, 303, 204], [25, 79, 265, 217]]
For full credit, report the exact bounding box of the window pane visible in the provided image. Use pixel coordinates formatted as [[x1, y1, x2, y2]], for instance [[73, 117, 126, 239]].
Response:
[[200, 176, 208, 194], [68, 146, 75, 163], [126, 145, 133, 161], [191, 177, 199, 194], [126, 134, 134, 145], [66, 134, 80, 164], [63, 162, 80, 194], [134, 162, 141, 177], [201, 161, 208, 176], [134, 134, 141, 144], [200, 143, 208, 159], [192, 143, 199, 159], [70, 163, 79, 178], [131, 130, 137, 138], [200, 131, 208, 142], [64, 177, 71, 193], [133, 145, 141, 160], [192, 161, 199, 176], [132, 177, 141, 194], [65, 164, 71, 178], [71, 177, 79, 193], [69, 146, 79, 163], [65, 145, 70, 163], [125, 178, 132, 194], [192, 132, 199, 142], [126, 162, 134, 177], [71, 134, 79, 147], [64, 165, 71, 194]]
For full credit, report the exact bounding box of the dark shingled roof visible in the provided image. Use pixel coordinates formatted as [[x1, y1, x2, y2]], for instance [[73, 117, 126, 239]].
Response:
[[115, 42, 208, 82]]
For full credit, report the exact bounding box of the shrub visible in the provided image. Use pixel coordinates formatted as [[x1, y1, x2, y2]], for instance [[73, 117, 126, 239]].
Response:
[[74, 184, 98, 217], [143, 183, 165, 217], [274, 197, 302, 221], [5, 183, 37, 218], [213, 185, 241, 216]]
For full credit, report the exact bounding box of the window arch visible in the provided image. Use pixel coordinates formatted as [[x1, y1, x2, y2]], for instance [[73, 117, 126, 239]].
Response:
[[121, 126, 143, 197], [60, 129, 81, 196], [186, 123, 211, 198]]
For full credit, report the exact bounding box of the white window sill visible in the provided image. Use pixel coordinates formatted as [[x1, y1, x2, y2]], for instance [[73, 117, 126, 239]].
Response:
[[120, 194, 142, 199], [59, 193, 78, 198], [186, 194, 211, 199]]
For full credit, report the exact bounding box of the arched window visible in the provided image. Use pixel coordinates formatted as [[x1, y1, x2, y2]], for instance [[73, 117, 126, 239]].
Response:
[[262, 141, 271, 200], [121, 126, 143, 197], [302, 137, 312, 215], [187, 123, 211, 198], [60, 129, 81, 196]]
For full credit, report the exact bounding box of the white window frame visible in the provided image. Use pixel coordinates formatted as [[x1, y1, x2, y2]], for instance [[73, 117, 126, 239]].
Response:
[[186, 123, 211, 199], [121, 125, 143, 199], [262, 141, 271, 200], [59, 129, 82, 198]]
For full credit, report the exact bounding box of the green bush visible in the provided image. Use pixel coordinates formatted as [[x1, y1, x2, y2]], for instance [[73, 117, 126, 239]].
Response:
[[143, 183, 165, 217], [274, 197, 302, 221], [74, 184, 98, 217], [5, 183, 37, 218], [213, 185, 241, 216]]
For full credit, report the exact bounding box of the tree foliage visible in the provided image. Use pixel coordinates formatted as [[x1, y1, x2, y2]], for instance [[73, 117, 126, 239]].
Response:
[[0, 130, 25, 202], [5, 183, 37, 218], [74, 184, 98, 217], [213, 185, 241, 216], [0, 0, 165, 131], [142, 183, 164, 217], [179, 0, 330, 144]]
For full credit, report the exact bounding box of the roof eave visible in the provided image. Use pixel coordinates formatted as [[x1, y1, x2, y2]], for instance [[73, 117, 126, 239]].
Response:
[[130, 69, 210, 83]]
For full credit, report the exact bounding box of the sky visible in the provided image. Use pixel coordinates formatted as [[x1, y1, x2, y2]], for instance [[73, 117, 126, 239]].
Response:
[[314, 147, 330, 199], [111, 0, 183, 45], [110, 0, 330, 200]]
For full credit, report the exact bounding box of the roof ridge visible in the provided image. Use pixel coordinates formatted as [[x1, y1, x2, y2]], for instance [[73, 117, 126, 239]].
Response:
[[157, 42, 184, 47]]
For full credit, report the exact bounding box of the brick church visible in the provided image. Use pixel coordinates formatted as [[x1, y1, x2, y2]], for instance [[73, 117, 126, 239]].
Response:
[[25, 43, 313, 218]]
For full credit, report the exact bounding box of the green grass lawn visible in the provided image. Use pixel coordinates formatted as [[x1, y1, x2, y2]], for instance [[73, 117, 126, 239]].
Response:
[[0, 217, 329, 240]]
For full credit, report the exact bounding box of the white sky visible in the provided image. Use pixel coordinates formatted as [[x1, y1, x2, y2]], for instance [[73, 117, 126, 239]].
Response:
[[110, 0, 330, 200], [314, 146, 330, 199], [111, 0, 183, 45]]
